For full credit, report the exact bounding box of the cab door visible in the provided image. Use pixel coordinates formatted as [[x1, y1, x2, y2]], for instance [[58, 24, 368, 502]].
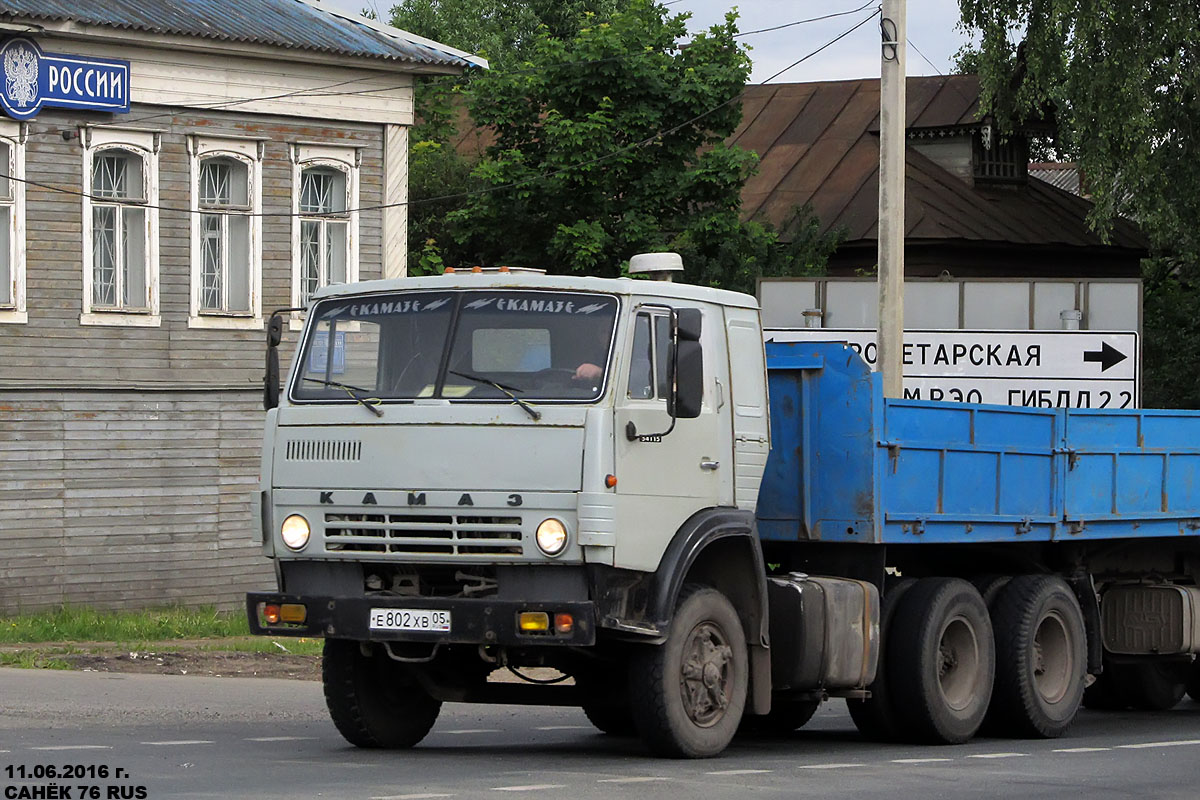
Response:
[[612, 302, 732, 572]]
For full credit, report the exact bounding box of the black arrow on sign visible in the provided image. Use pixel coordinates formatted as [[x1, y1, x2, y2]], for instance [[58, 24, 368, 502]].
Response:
[[1083, 341, 1128, 372]]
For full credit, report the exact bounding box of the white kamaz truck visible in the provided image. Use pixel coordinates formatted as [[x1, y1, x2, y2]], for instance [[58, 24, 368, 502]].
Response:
[[249, 254, 1200, 758]]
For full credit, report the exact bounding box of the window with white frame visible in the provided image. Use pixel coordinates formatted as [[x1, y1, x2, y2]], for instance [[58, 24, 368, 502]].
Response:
[[91, 150, 148, 309], [81, 128, 159, 326], [292, 145, 358, 311], [189, 136, 262, 329], [0, 125, 26, 323]]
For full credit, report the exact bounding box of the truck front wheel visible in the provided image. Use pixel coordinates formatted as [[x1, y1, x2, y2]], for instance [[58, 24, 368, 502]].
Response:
[[629, 585, 748, 758], [889, 577, 995, 744], [322, 639, 442, 748]]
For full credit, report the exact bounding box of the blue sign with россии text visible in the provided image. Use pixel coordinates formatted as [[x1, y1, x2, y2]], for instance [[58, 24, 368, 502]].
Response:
[[0, 37, 130, 120]]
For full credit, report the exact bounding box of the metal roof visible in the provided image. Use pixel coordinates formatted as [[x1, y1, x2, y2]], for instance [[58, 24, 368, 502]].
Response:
[[0, 0, 485, 69], [1029, 163, 1082, 196], [729, 76, 1145, 253]]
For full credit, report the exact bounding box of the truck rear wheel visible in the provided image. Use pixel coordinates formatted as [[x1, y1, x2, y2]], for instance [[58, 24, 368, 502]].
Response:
[[847, 578, 915, 741], [629, 585, 748, 758], [889, 577, 995, 744], [988, 575, 1086, 738], [322, 639, 442, 749]]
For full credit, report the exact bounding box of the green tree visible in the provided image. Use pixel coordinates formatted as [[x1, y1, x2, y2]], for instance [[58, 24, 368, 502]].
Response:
[[390, 0, 630, 275], [439, 0, 836, 287], [958, 2, 1200, 406]]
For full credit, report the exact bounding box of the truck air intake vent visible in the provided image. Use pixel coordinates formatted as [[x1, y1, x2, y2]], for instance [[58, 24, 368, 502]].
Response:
[[323, 512, 523, 556], [285, 439, 362, 462]]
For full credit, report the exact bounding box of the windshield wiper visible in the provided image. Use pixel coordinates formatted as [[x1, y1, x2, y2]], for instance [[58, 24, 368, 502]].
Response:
[[302, 377, 384, 417], [448, 370, 541, 421]]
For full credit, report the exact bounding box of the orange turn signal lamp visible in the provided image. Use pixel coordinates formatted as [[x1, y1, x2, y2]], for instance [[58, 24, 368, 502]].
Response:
[[261, 602, 307, 625], [605, 474, 618, 489]]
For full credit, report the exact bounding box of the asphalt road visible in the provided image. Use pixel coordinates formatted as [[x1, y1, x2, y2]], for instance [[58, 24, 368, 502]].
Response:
[[2, 668, 1198, 800]]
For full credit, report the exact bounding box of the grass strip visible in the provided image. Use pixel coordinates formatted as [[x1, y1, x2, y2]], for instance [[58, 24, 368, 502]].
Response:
[[0, 605, 250, 644]]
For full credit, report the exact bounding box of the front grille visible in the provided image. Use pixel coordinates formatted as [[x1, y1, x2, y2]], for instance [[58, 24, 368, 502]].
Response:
[[324, 512, 524, 556]]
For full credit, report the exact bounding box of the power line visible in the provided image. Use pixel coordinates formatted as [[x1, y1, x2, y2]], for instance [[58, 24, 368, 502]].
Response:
[[4, 8, 880, 218], [735, 1, 877, 38]]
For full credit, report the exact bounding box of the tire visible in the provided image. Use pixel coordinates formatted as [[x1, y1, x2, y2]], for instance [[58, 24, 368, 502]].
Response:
[[1118, 661, 1188, 711], [629, 584, 748, 758], [322, 639, 442, 749], [741, 696, 821, 736], [847, 577, 916, 741], [888, 577, 995, 744], [1188, 659, 1200, 703], [987, 575, 1087, 738], [971, 574, 1013, 610]]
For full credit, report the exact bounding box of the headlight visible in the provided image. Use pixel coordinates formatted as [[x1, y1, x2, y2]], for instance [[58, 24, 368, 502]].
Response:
[[535, 518, 568, 557], [280, 514, 311, 551]]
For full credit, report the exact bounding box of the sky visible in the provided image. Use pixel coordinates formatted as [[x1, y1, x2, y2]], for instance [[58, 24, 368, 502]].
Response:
[[319, 0, 976, 84]]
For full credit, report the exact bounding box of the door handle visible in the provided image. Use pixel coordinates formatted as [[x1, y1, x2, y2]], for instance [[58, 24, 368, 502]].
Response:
[[700, 459, 720, 471]]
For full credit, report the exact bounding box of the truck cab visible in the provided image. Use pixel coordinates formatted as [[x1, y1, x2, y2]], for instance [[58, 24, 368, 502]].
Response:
[[249, 258, 789, 757]]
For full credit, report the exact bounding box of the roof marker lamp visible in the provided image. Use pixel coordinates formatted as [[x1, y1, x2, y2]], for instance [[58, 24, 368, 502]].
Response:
[[281, 514, 311, 551], [535, 518, 568, 557]]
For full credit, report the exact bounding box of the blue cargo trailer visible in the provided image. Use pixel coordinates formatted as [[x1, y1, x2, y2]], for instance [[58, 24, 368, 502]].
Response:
[[754, 341, 1200, 743], [758, 341, 1200, 545]]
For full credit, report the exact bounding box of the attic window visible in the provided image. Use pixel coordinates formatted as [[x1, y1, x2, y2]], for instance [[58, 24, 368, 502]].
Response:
[[973, 130, 1028, 184]]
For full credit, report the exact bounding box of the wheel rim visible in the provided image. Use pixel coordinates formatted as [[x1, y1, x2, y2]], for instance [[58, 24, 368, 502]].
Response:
[[937, 615, 981, 711], [1032, 610, 1072, 705], [679, 621, 734, 727]]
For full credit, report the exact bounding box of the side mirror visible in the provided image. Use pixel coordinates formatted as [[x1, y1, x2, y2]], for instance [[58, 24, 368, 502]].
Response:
[[669, 308, 703, 420], [264, 317, 282, 411], [263, 310, 304, 411]]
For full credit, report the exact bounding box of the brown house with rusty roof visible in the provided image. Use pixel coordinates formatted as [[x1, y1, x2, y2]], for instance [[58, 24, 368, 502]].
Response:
[[730, 75, 1147, 278]]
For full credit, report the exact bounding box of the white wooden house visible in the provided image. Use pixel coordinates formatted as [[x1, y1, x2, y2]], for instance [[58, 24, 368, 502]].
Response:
[[0, 0, 483, 612]]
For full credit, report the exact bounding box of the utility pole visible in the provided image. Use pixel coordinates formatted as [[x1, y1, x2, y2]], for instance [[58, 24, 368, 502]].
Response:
[[878, 0, 906, 398]]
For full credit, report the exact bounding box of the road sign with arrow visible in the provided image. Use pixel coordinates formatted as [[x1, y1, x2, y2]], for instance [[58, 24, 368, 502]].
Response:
[[764, 329, 1140, 409]]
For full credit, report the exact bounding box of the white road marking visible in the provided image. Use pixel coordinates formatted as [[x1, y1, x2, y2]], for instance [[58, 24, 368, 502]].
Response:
[[1053, 747, 1112, 753], [891, 758, 953, 764], [442, 729, 503, 735], [597, 777, 671, 784], [490, 785, 567, 792], [244, 736, 317, 742], [1117, 739, 1200, 749], [967, 753, 1027, 759], [371, 794, 455, 800], [799, 763, 866, 770], [534, 725, 592, 731], [31, 745, 112, 751], [706, 769, 772, 775], [30, 743, 112, 753], [141, 740, 214, 746]]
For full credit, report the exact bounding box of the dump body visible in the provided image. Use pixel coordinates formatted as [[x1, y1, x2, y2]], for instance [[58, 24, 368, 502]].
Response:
[[756, 341, 1200, 545]]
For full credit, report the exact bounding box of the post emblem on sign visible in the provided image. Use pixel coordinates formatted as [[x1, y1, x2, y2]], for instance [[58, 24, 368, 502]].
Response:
[[0, 37, 131, 120], [2, 39, 38, 109]]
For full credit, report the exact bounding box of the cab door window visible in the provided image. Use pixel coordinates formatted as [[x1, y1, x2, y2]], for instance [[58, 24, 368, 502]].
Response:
[[627, 311, 671, 400]]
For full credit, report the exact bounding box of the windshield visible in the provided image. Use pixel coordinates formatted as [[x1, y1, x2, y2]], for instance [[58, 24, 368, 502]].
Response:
[[291, 290, 619, 404]]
